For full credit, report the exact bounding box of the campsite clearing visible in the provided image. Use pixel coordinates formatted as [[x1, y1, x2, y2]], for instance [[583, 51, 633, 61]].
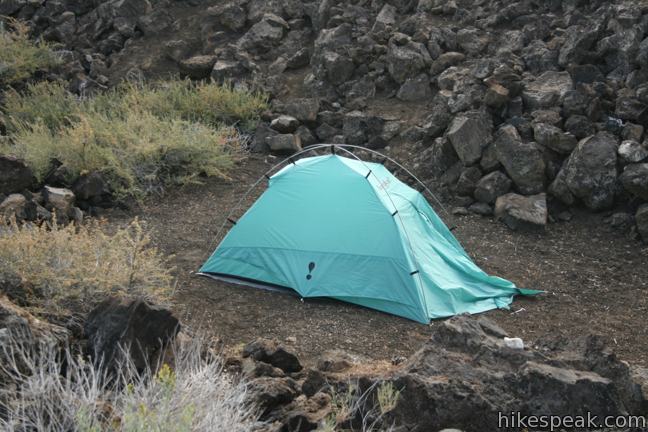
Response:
[[108, 154, 648, 367]]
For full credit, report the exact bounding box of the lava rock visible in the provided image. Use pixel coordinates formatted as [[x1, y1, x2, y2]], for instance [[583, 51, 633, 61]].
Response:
[[266, 134, 302, 153], [397, 73, 432, 102], [0, 156, 35, 195], [549, 132, 619, 210], [271, 115, 300, 133], [533, 123, 578, 154], [43, 186, 75, 223], [494, 125, 546, 195], [243, 339, 303, 373], [179, 55, 217, 79], [446, 111, 493, 166], [84, 297, 180, 371], [455, 167, 482, 196], [474, 171, 512, 204], [620, 163, 648, 200], [495, 193, 547, 230], [618, 140, 648, 165], [522, 71, 573, 110]]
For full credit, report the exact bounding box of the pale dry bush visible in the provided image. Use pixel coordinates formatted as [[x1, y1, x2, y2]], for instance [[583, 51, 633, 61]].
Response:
[[0, 218, 174, 312], [0, 335, 263, 432]]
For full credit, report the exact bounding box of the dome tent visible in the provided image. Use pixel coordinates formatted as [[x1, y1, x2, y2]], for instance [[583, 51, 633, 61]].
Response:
[[199, 145, 538, 323]]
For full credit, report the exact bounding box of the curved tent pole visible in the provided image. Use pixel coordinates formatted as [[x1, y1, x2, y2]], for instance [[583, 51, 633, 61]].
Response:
[[202, 143, 455, 267], [203, 144, 333, 259], [332, 145, 429, 314]]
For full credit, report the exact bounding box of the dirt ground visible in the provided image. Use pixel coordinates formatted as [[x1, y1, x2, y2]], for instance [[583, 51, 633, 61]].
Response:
[[110, 154, 648, 367]]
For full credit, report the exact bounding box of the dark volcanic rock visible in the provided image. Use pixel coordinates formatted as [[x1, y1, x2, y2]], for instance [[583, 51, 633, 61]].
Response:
[[494, 125, 546, 195], [243, 339, 303, 373], [84, 297, 180, 371], [0, 157, 35, 195], [495, 193, 547, 230], [474, 171, 512, 204], [620, 163, 648, 201], [549, 132, 619, 211], [446, 111, 492, 166], [382, 316, 646, 432]]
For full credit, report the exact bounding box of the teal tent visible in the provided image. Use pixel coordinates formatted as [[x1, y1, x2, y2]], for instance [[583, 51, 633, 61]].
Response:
[[200, 150, 537, 323]]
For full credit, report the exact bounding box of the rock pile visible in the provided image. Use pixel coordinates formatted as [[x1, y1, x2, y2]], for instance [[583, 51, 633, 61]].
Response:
[[5, 0, 648, 239], [233, 316, 648, 432], [0, 156, 113, 225]]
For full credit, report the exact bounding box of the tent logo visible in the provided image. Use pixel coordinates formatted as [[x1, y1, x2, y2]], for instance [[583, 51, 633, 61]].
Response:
[[306, 262, 316, 280]]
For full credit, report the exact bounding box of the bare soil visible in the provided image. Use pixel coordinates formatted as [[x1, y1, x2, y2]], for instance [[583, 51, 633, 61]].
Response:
[[109, 154, 648, 367]]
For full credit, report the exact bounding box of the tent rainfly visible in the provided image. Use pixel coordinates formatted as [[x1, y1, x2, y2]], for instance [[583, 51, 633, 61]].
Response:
[[199, 150, 538, 323]]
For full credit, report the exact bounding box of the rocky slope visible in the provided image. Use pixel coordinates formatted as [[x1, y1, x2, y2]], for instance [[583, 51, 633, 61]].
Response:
[[4, 0, 648, 240]]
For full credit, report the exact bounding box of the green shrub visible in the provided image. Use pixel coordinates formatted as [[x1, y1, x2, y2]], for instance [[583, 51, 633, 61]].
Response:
[[0, 218, 174, 312], [3, 79, 268, 133], [2, 81, 78, 132], [4, 111, 243, 199], [1, 79, 265, 198], [0, 18, 61, 85]]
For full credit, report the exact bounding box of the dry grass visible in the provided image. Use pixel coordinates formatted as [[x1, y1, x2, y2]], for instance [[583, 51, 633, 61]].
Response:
[[0, 18, 61, 85], [0, 335, 263, 431], [0, 218, 174, 312]]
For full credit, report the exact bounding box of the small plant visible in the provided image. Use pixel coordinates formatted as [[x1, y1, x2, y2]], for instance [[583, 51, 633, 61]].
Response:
[[0, 18, 61, 85], [0, 218, 174, 312], [376, 381, 400, 414], [329, 383, 358, 424]]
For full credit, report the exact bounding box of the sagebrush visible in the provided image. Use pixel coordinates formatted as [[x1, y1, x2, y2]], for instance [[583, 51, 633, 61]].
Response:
[[0, 336, 263, 431], [0, 218, 174, 312], [1, 79, 267, 198], [0, 18, 61, 85]]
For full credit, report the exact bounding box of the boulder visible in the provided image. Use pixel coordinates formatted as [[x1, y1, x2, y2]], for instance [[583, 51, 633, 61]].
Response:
[[446, 112, 492, 166], [266, 134, 302, 153], [72, 172, 110, 207], [521, 71, 573, 110], [43, 186, 75, 223], [243, 339, 302, 373], [474, 171, 512, 204], [533, 123, 578, 155], [618, 141, 648, 165], [211, 59, 245, 82], [620, 163, 648, 200], [0, 194, 36, 222], [558, 25, 601, 68], [455, 167, 482, 196], [372, 4, 397, 34], [179, 55, 217, 79], [494, 125, 546, 195], [322, 51, 355, 84], [495, 193, 547, 230], [549, 133, 618, 210], [429, 52, 466, 76], [386, 36, 430, 83], [636, 204, 648, 241], [396, 74, 432, 102], [0, 156, 35, 195], [238, 13, 288, 52], [383, 316, 645, 431], [84, 297, 180, 371], [207, 2, 247, 31], [270, 115, 300, 133], [342, 111, 386, 148], [276, 98, 320, 124], [249, 376, 300, 414]]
